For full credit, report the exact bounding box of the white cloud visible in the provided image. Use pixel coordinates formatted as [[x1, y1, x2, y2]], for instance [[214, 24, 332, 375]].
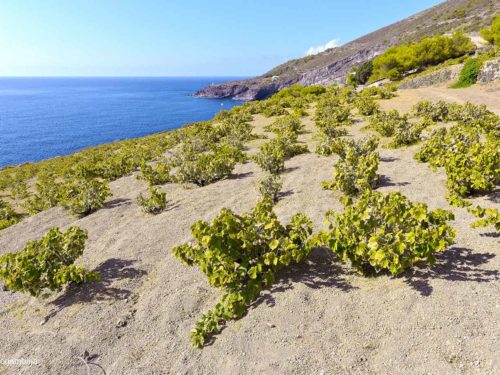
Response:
[[305, 38, 341, 56]]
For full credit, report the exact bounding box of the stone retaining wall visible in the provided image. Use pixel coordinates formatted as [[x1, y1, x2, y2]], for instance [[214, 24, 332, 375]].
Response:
[[477, 58, 500, 84]]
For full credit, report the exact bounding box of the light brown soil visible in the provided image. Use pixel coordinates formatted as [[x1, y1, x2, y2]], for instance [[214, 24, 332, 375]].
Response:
[[0, 84, 499, 375]]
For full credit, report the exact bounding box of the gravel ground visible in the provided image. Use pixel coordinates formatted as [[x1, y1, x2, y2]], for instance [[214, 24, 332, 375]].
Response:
[[0, 84, 499, 375]]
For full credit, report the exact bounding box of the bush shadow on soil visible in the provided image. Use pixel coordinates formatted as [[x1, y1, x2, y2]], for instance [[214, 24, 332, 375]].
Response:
[[203, 247, 356, 347], [404, 247, 498, 297], [378, 175, 411, 187], [254, 247, 357, 309], [49, 258, 147, 313]]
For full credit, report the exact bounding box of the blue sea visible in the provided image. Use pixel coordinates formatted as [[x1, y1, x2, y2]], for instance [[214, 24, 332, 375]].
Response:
[[0, 77, 243, 168]]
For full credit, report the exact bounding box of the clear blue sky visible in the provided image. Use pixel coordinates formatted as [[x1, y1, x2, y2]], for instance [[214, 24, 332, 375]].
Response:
[[0, 0, 444, 77]]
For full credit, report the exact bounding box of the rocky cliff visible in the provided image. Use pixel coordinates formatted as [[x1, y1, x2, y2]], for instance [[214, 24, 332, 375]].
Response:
[[195, 0, 498, 100]]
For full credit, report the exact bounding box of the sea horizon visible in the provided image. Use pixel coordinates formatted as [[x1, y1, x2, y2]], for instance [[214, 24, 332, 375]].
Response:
[[0, 76, 245, 168]]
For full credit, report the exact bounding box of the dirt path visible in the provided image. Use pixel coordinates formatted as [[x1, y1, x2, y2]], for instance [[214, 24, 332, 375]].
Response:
[[0, 86, 499, 375], [381, 81, 500, 114]]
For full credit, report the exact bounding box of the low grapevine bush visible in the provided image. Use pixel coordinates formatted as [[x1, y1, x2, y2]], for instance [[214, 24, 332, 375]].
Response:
[[137, 160, 173, 186], [314, 97, 352, 128], [254, 134, 307, 174], [415, 126, 500, 206], [447, 102, 493, 123], [254, 142, 286, 174], [24, 174, 64, 214], [257, 174, 283, 203], [0, 227, 100, 296], [264, 115, 304, 135], [172, 200, 313, 347], [322, 138, 380, 195], [412, 100, 449, 122], [62, 178, 112, 216], [175, 144, 243, 186], [389, 121, 425, 148], [136, 187, 167, 214], [369, 110, 407, 137], [355, 96, 380, 116], [468, 206, 500, 233], [315, 127, 349, 156], [0, 199, 20, 230], [319, 190, 456, 275]]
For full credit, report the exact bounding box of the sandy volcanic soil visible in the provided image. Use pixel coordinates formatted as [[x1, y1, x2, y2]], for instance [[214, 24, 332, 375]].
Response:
[[0, 82, 499, 375]]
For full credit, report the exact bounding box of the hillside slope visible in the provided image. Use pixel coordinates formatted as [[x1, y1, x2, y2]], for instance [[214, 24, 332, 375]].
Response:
[[195, 0, 498, 100], [1, 82, 499, 374]]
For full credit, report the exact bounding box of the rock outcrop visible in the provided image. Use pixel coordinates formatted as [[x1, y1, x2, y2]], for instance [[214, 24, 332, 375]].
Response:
[[478, 58, 500, 84], [399, 65, 463, 89]]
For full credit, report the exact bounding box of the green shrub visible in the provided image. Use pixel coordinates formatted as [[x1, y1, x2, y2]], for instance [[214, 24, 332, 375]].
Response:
[[264, 115, 304, 135], [322, 138, 380, 195], [412, 100, 449, 122], [9, 182, 29, 200], [0, 227, 100, 297], [253, 141, 286, 174], [360, 86, 395, 99], [0, 199, 20, 230], [468, 206, 500, 233], [389, 121, 425, 148], [480, 15, 500, 46], [315, 126, 349, 156], [136, 187, 167, 214], [257, 174, 283, 203], [175, 144, 242, 186], [315, 98, 352, 128], [254, 133, 307, 174], [62, 178, 112, 215], [355, 96, 380, 116], [24, 174, 64, 214], [415, 126, 500, 206], [172, 200, 313, 347], [369, 110, 407, 137], [371, 32, 475, 81], [452, 58, 483, 88], [319, 190, 456, 275], [137, 160, 173, 186], [352, 60, 374, 85]]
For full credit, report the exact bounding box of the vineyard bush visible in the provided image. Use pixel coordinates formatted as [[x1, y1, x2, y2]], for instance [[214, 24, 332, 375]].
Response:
[[319, 190, 456, 275], [0, 227, 100, 296], [136, 187, 167, 214], [254, 134, 307, 174], [468, 206, 500, 233], [0, 199, 20, 230], [315, 126, 349, 156], [175, 144, 243, 186], [369, 110, 407, 137], [253, 141, 286, 174], [315, 97, 352, 128], [137, 160, 173, 186], [322, 138, 380, 195], [389, 121, 425, 148], [172, 200, 313, 347], [264, 115, 304, 135], [415, 126, 500, 206], [412, 100, 449, 122], [257, 174, 283, 203], [62, 178, 112, 215], [355, 96, 380, 116], [360, 86, 396, 100], [24, 174, 63, 214]]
